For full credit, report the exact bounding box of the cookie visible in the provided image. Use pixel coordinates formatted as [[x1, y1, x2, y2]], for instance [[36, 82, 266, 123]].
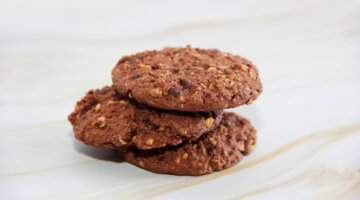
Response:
[[112, 45, 262, 111], [68, 86, 223, 149], [117, 112, 257, 176]]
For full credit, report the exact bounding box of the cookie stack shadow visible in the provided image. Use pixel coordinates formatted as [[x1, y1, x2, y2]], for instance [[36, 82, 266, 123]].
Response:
[[68, 46, 262, 176]]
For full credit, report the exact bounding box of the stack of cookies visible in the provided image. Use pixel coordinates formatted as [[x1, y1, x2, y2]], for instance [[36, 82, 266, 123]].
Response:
[[68, 46, 262, 176]]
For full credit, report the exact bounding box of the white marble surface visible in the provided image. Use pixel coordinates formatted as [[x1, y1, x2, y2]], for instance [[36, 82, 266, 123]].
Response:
[[1, 0, 360, 199]]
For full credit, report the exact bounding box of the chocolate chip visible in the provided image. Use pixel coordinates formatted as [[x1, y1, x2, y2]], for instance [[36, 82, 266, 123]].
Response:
[[206, 146, 217, 156], [157, 156, 168, 162], [130, 129, 137, 137], [168, 87, 181, 97], [152, 66, 159, 70], [143, 118, 159, 130], [130, 74, 142, 80], [180, 79, 191, 89]]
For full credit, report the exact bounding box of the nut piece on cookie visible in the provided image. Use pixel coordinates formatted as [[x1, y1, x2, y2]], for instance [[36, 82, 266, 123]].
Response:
[[204, 117, 214, 128], [149, 88, 162, 98], [97, 116, 106, 128], [95, 103, 101, 112]]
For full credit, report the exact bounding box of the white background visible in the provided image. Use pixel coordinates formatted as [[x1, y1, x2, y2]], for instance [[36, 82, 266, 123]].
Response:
[[1, 0, 360, 199]]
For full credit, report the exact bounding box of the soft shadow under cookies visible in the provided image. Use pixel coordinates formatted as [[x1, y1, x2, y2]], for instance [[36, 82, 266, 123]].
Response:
[[72, 135, 124, 163]]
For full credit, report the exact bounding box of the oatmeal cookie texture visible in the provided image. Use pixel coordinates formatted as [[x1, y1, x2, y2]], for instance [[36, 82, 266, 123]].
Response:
[[112, 45, 262, 111], [118, 113, 257, 176], [68, 45, 262, 176], [68, 86, 223, 149]]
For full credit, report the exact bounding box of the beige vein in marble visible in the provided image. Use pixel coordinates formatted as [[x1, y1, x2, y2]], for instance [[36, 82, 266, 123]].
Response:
[[96, 123, 360, 200]]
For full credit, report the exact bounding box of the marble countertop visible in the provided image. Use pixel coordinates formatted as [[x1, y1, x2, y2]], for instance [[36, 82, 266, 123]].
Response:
[[1, 0, 360, 199]]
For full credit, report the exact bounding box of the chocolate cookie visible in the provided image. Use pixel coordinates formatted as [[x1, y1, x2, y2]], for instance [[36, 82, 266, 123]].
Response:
[[112, 45, 262, 111], [118, 113, 257, 176], [68, 86, 223, 149]]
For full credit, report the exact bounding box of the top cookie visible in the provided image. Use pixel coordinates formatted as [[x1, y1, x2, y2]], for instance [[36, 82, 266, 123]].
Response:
[[112, 45, 262, 111]]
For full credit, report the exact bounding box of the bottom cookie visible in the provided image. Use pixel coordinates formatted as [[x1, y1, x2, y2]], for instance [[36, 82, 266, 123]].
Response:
[[117, 112, 257, 176]]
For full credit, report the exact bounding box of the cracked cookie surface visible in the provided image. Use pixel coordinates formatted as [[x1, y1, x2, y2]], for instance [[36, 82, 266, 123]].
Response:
[[112, 46, 262, 111], [117, 112, 257, 176], [68, 86, 223, 149]]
